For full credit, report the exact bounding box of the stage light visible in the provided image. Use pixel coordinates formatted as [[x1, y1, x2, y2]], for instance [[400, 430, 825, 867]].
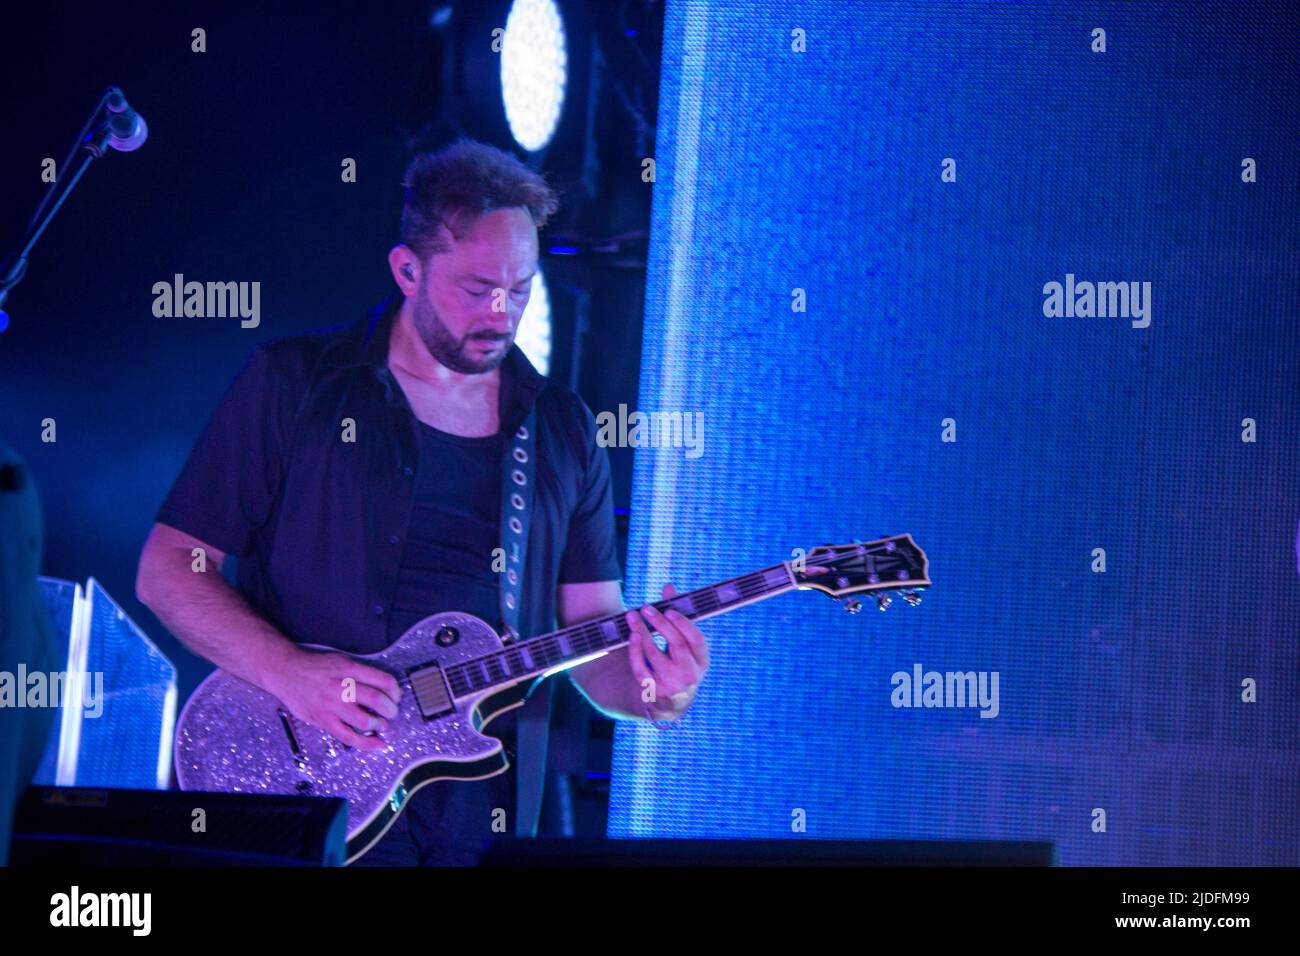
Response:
[[500, 0, 568, 152], [428, 4, 453, 28], [515, 269, 552, 375]]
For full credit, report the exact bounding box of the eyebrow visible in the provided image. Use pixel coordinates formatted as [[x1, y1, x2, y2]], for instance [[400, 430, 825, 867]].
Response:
[[460, 271, 537, 285]]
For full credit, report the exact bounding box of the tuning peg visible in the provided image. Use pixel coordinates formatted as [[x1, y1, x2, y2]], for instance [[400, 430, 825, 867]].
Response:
[[841, 598, 863, 614], [901, 590, 922, 606], [876, 595, 892, 612]]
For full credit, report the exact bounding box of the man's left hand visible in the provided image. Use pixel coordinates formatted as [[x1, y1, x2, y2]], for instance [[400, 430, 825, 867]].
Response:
[[625, 582, 710, 722]]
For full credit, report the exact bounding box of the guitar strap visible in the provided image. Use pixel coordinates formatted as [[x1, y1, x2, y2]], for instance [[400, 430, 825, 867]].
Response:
[[499, 406, 553, 839], [497, 410, 535, 646]]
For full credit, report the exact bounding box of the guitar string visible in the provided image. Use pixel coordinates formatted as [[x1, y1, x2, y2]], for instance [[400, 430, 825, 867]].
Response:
[[438, 547, 918, 696], [415, 545, 918, 701], [439, 566, 782, 696]]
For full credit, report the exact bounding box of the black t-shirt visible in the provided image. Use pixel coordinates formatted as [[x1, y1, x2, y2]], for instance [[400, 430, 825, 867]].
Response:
[[387, 422, 505, 644]]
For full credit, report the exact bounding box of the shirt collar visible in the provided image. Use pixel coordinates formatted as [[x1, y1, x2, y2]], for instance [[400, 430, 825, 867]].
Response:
[[327, 294, 547, 428]]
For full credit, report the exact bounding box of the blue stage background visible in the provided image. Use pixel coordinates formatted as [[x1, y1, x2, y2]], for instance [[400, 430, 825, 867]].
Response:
[[609, 0, 1300, 864]]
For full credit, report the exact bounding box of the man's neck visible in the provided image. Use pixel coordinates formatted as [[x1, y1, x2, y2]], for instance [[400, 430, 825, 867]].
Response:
[[384, 298, 505, 438], [387, 299, 501, 397]]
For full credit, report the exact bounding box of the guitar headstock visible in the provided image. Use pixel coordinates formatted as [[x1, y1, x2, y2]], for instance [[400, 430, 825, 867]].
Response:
[[789, 534, 930, 612]]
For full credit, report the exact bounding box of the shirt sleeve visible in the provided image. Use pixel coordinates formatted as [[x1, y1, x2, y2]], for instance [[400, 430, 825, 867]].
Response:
[[154, 343, 301, 559], [557, 396, 623, 585]]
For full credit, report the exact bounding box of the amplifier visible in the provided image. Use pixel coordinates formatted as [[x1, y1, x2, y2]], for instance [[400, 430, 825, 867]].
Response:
[[10, 785, 348, 866], [481, 837, 1055, 866]]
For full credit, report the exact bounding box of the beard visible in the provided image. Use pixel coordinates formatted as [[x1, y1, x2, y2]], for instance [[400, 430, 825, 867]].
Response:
[[411, 290, 511, 375]]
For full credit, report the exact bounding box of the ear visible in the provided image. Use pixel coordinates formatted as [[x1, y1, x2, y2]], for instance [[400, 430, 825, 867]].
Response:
[[388, 245, 419, 295]]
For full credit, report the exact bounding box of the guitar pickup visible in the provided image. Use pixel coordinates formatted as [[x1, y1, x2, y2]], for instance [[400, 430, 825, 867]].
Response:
[[408, 663, 454, 719]]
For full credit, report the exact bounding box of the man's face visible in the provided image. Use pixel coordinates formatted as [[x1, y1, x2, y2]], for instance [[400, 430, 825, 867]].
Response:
[[411, 206, 538, 375]]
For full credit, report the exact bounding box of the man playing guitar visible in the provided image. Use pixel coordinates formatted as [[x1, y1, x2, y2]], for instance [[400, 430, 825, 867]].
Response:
[[136, 138, 709, 865]]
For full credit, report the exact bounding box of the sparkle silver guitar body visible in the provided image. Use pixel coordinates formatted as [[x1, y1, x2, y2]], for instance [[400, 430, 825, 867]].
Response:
[[175, 612, 531, 865]]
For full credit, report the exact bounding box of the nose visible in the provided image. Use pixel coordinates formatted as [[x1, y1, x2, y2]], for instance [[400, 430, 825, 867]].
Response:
[[476, 307, 516, 336]]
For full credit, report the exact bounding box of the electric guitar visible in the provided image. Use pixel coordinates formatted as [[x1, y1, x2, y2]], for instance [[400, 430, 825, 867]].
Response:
[[175, 534, 930, 863]]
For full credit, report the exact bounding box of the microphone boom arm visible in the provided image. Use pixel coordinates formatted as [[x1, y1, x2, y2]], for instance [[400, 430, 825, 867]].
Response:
[[0, 86, 145, 323]]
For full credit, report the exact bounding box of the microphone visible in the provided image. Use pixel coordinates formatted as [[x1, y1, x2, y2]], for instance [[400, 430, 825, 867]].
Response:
[[103, 87, 148, 152]]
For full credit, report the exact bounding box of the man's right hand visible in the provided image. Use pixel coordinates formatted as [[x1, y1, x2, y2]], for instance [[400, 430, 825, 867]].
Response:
[[266, 647, 403, 752]]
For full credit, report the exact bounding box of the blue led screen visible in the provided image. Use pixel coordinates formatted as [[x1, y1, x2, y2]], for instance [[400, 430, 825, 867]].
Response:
[[609, 0, 1300, 865]]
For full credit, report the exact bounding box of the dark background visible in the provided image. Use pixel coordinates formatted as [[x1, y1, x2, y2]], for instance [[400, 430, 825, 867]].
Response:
[[1, 0, 666, 833]]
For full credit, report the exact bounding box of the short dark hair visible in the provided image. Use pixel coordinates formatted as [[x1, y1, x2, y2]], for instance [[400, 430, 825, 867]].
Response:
[[399, 138, 560, 261]]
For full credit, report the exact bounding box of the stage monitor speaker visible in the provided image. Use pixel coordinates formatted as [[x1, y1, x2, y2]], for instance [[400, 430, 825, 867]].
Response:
[[480, 837, 1056, 866], [9, 785, 348, 866]]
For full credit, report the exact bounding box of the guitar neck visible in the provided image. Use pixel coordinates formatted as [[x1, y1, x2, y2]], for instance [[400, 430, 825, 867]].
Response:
[[442, 563, 799, 700]]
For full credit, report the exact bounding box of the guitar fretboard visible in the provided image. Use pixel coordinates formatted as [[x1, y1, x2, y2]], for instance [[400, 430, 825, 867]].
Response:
[[442, 564, 797, 699]]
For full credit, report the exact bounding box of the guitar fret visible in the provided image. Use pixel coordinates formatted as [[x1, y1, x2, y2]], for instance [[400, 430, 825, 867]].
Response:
[[571, 629, 595, 655], [693, 588, 721, 614], [763, 567, 791, 589], [599, 619, 621, 647]]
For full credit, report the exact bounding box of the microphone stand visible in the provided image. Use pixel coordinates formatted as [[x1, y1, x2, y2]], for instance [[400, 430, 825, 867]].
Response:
[[0, 88, 126, 328]]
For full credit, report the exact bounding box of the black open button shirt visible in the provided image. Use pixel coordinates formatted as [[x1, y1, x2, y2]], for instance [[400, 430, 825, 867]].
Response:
[[156, 295, 623, 657]]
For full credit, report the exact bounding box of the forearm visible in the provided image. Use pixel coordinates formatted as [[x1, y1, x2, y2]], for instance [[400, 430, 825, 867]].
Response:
[[137, 549, 299, 695], [559, 579, 701, 723], [569, 648, 692, 723]]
